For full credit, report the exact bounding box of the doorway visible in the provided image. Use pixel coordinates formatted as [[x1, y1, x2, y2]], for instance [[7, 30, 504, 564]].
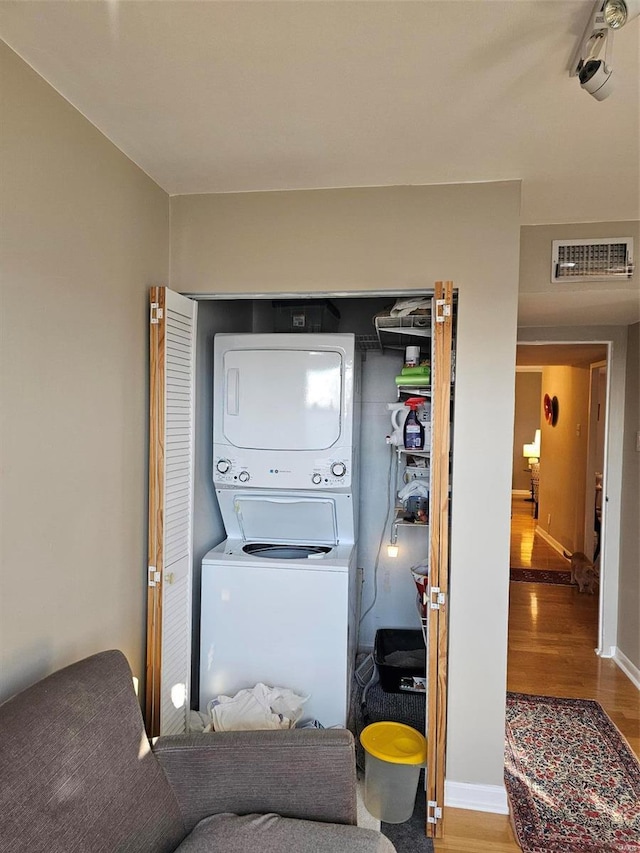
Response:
[[509, 342, 609, 659], [147, 285, 455, 838]]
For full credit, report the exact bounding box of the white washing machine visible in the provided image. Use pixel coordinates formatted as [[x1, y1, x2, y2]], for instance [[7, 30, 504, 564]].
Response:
[[199, 491, 358, 728]]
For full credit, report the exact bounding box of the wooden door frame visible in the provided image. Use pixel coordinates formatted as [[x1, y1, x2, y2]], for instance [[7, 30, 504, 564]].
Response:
[[426, 281, 453, 838], [584, 360, 607, 556], [146, 286, 166, 736], [145, 286, 197, 737]]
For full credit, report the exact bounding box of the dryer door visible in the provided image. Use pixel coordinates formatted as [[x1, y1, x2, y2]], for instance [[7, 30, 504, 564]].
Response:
[[222, 348, 343, 450]]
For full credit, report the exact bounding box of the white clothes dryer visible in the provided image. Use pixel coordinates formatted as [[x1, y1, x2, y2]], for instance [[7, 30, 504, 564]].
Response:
[[212, 332, 359, 493]]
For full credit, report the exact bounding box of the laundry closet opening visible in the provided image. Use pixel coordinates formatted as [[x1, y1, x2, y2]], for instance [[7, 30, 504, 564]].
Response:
[[190, 292, 440, 712]]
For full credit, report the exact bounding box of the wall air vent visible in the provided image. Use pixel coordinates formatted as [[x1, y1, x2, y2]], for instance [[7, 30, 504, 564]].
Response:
[[551, 238, 634, 283]]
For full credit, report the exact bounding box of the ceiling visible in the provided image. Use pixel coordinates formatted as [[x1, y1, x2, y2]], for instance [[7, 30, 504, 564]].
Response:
[[1, 1, 638, 330], [516, 343, 608, 366], [1, 0, 638, 228]]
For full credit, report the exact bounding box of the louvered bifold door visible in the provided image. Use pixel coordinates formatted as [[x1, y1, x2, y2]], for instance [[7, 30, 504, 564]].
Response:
[[426, 280, 453, 839], [146, 287, 197, 737]]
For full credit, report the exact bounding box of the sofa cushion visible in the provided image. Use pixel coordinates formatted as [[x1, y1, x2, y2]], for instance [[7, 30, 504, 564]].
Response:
[[0, 650, 186, 853], [174, 813, 396, 853]]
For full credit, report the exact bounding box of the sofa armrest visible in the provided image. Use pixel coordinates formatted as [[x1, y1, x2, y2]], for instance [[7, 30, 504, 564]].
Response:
[[152, 728, 358, 833]]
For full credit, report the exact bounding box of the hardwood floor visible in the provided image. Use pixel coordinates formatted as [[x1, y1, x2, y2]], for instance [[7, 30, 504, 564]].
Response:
[[433, 497, 639, 853], [509, 497, 567, 572]]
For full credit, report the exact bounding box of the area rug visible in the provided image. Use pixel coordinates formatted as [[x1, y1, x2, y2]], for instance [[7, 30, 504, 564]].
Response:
[[510, 567, 573, 585], [505, 692, 640, 853]]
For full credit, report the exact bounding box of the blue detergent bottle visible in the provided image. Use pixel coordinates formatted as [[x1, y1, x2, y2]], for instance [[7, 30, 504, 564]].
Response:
[[403, 397, 425, 450]]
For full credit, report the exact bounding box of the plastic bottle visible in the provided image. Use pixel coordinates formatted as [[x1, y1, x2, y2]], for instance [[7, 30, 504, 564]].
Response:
[[403, 398, 425, 450], [405, 346, 420, 367]]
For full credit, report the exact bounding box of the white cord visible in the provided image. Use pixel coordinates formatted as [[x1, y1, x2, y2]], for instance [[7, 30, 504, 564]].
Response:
[[359, 446, 397, 626]]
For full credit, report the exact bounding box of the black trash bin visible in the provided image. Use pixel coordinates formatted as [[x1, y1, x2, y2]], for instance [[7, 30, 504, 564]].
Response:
[[374, 629, 426, 694]]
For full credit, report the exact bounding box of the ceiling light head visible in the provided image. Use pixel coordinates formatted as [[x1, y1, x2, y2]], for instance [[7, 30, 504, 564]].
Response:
[[604, 0, 628, 27], [579, 58, 614, 99], [571, 0, 639, 97], [603, 0, 640, 28]]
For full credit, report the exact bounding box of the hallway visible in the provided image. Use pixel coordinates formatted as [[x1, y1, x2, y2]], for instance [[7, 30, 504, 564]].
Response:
[[510, 495, 567, 572], [434, 497, 639, 853], [506, 494, 637, 754]]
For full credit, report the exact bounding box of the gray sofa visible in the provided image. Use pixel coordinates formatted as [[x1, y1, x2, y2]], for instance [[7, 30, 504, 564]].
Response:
[[0, 650, 395, 853]]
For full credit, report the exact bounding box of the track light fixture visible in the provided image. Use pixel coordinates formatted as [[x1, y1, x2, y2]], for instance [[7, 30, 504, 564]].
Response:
[[603, 0, 640, 27], [570, 0, 640, 100]]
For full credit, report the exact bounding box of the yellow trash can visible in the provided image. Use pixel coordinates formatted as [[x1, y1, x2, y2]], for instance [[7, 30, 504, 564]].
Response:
[[360, 721, 427, 823]]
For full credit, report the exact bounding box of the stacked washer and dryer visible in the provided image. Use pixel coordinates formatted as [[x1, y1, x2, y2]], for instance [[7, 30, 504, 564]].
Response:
[[199, 333, 360, 728]]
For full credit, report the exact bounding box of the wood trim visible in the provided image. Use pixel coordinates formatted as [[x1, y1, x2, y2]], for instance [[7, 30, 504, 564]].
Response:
[[426, 280, 453, 838], [145, 286, 166, 737]]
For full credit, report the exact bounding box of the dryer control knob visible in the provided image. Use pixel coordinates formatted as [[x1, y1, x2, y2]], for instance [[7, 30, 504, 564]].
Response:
[[331, 462, 347, 477], [238, 471, 250, 482], [216, 458, 231, 474], [312, 473, 322, 484]]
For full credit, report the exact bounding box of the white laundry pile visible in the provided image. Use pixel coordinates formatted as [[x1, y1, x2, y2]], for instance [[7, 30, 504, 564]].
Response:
[[204, 683, 307, 732], [388, 297, 431, 317], [397, 481, 429, 504]]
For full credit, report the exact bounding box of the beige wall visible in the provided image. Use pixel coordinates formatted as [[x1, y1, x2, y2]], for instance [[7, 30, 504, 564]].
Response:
[[0, 44, 169, 702], [618, 323, 639, 670], [513, 371, 542, 492], [536, 366, 591, 553], [519, 221, 640, 326], [171, 181, 522, 795]]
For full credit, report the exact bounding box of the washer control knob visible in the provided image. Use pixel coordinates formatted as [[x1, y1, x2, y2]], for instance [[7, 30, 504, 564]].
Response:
[[331, 461, 347, 478], [312, 473, 322, 484], [216, 458, 231, 474], [238, 470, 250, 483]]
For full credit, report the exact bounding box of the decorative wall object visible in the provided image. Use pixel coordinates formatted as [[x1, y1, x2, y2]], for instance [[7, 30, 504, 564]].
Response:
[[543, 393, 559, 426]]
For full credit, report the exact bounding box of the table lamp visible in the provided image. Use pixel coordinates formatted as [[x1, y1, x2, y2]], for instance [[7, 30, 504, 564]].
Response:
[[523, 429, 541, 466]]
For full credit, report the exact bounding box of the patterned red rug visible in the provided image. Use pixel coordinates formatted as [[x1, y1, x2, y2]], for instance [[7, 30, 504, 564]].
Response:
[[505, 693, 640, 852], [510, 567, 573, 585]]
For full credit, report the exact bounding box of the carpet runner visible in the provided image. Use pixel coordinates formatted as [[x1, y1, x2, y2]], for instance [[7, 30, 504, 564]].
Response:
[[505, 692, 640, 852], [510, 567, 573, 585]]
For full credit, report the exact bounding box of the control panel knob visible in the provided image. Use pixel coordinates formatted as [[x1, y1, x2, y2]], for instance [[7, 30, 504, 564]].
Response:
[[216, 458, 231, 474], [330, 461, 347, 478], [312, 473, 322, 484], [238, 471, 250, 483]]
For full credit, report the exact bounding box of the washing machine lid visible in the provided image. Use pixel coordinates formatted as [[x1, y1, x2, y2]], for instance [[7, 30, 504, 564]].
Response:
[[232, 494, 338, 545]]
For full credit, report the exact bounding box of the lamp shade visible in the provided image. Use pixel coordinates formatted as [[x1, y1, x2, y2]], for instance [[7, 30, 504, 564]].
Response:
[[523, 429, 541, 462]]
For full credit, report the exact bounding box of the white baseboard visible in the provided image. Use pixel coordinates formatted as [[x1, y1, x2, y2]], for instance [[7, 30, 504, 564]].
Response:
[[597, 645, 616, 659], [444, 780, 509, 814], [613, 647, 640, 690], [535, 526, 566, 557]]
